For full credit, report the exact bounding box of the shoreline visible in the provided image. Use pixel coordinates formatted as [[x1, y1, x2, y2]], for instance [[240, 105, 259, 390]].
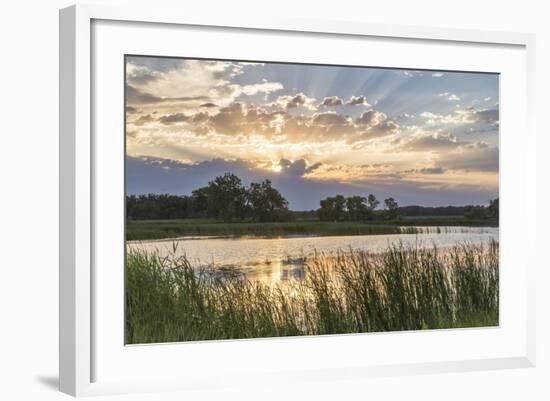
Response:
[[126, 225, 499, 244]]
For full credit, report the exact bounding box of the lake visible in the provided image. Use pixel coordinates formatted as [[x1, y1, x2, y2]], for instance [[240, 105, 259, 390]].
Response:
[[127, 226, 498, 286]]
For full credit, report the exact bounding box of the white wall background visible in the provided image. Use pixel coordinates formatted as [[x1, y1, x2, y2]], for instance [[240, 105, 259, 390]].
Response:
[[0, 1, 547, 399]]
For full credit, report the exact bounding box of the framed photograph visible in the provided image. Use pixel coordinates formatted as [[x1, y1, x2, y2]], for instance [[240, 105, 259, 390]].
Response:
[[59, 4, 536, 396]]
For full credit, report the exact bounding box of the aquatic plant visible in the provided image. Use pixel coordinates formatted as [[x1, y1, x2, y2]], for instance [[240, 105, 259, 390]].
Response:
[[126, 241, 498, 344]]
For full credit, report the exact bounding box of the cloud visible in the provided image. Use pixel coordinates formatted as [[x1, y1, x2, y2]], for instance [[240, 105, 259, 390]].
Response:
[[158, 113, 190, 125], [147, 101, 402, 146], [399, 132, 462, 152], [436, 144, 498, 172], [126, 85, 163, 104], [402, 70, 424, 77], [472, 108, 499, 124], [125, 57, 499, 208], [125, 58, 402, 149], [126, 56, 184, 74], [273, 93, 317, 110], [419, 107, 499, 127], [438, 92, 460, 101], [449, 107, 499, 127], [190, 112, 210, 123], [397, 133, 498, 173], [127, 153, 498, 209], [420, 111, 438, 120], [126, 155, 342, 210], [126, 58, 283, 108], [133, 114, 155, 126], [319, 96, 344, 107], [400, 166, 446, 175], [356, 110, 385, 126], [418, 167, 445, 174], [312, 111, 350, 126], [279, 158, 322, 177], [126, 84, 209, 105], [126, 155, 255, 196], [354, 110, 400, 140], [202, 102, 282, 137], [346, 95, 369, 106], [239, 82, 283, 96], [126, 62, 162, 85]]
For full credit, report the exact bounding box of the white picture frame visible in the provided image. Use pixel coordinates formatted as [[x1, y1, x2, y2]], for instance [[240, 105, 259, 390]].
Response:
[[59, 4, 536, 397]]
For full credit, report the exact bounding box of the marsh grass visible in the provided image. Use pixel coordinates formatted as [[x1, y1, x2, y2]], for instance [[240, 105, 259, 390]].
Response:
[[127, 217, 498, 241], [126, 241, 499, 344], [126, 219, 402, 241]]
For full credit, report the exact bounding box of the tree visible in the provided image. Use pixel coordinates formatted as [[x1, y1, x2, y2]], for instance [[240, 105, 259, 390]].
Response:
[[464, 198, 498, 220], [487, 198, 499, 219], [192, 173, 248, 221], [464, 205, 487, 219], [190, 187, 209, 217], [248, 180, 292, 222], [126, 194, 192, 220], [367, 194, 380, 211], [317, 195, 347, 221], [384, 197, 399, 220], [346, 196, 369, 220]]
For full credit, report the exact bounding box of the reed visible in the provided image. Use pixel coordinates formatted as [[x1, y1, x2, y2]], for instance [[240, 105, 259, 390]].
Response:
[[126, 241, 498, 344]]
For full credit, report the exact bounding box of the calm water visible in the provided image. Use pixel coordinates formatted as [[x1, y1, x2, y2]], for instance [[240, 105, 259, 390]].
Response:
[[128, 226, 498, 286]]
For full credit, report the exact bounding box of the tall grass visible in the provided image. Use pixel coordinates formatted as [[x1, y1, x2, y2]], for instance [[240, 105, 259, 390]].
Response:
[[126, 241, 498, 344]]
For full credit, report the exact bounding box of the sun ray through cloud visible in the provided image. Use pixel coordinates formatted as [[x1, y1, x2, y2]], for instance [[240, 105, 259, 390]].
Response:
[[126, 56, 498, 208]]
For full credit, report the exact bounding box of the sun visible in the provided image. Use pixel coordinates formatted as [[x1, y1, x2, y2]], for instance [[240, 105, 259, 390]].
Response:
[[271, 163, 282, 173]]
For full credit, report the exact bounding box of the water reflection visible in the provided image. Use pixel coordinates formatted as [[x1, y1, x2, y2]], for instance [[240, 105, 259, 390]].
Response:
[[128, 226, 498, 287]]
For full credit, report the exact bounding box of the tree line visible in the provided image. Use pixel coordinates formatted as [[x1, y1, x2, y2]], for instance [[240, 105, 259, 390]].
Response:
[[464, 198, 499, 220], [127, 173, 292, 222], [317, 194, 399, 221], [126, 172, 498, 222]]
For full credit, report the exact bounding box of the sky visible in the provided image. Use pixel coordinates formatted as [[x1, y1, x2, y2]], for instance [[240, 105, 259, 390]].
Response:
[[125, 56, 499, 210]]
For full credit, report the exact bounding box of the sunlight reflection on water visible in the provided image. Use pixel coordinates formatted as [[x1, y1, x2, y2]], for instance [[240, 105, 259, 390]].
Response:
[[128, 226, 498, 286]]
